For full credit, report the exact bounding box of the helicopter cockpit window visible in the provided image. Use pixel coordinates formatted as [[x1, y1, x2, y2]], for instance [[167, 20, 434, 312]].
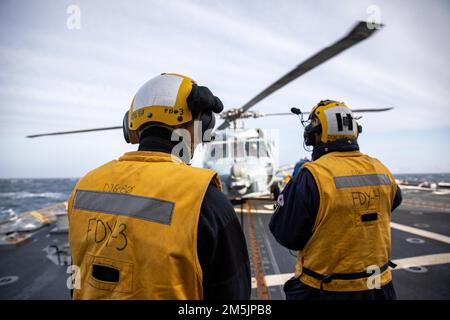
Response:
[[246, 141, 258, 157], [232, 141, 246, 159], [208, 143, 228, 159], [245, 139, 268, 158]]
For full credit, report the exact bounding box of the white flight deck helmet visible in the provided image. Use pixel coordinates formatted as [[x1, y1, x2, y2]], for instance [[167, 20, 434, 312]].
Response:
[[123, 73, 223, 144], [303, 100, 362, 146]]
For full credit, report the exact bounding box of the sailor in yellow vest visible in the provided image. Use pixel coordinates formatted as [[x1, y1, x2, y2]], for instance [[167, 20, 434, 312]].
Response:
[[68, 73, 251, 299], [270, 100, 402, 300]]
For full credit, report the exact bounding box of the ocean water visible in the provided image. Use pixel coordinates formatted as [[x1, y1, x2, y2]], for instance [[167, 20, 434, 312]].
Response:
[[394, 173, 450, 184], [0, 174, 449, 223], [0, 178, 77, 223]]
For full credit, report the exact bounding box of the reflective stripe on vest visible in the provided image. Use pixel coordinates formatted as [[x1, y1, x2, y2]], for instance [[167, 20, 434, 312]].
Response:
[[334, 174, 391, 189], [73, 190, 175, 225], [68, 151, 221, 300], [296, 151, 397, 292]]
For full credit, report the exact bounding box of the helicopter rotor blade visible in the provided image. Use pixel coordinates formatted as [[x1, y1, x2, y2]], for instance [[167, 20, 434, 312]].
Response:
[[26, 126, 122, 138], [259, 107, 393, 118], [350, 107, 393, 113], [263, 112, 308, 117], [27, 106, 393, 138], [217, 21, 383, 130], [217, 119, 230, 130], [27, 22, 386, 136]]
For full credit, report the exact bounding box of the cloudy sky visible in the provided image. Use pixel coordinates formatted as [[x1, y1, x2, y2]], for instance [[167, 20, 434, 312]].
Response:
[[0, 0, 449, 178]]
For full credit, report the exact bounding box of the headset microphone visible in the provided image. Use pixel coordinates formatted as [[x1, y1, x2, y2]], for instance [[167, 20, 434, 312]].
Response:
[[291, 107, 301, 115]]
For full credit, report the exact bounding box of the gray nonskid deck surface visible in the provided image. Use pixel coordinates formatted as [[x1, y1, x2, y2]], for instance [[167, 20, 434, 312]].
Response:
[[0, 225, 71, 300]]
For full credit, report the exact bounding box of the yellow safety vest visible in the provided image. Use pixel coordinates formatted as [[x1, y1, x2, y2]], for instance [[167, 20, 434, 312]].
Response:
[[68, 151, 221, 299], [296, 151, 397, 292]]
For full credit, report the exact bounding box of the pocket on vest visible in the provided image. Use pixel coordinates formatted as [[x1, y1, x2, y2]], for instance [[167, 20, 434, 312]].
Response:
[[86, 254, 134, 293]]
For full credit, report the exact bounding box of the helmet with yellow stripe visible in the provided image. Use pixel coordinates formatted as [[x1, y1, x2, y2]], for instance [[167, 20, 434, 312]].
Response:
[[123, 73, 223, 144], [304, 100, 361, 146]]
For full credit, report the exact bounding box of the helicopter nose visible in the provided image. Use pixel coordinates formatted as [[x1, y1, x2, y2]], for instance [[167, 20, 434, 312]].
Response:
[[231, 163, 246, 179], [229, 164, 250, 195]]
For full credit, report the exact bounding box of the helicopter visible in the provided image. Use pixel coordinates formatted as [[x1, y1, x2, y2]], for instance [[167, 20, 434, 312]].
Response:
[[27, 21, 393, 200]]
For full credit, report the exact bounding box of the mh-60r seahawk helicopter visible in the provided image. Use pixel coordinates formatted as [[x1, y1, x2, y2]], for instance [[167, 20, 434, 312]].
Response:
[[28, 21, 392, 200]]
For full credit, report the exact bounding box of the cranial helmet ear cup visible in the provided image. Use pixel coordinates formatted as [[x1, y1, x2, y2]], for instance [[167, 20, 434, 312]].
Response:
[[303, 122, 322, 146], [122, 111, 139, 144], [303, 125, 312, 146], [123, 111, 130, 143]]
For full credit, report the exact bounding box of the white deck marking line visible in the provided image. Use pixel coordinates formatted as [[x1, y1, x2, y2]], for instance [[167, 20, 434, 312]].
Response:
[[252, 253, 450, 288], [401, 200, 450, 210], [393, 253, 450, 269], [390, 222, 450, 244], [235, 210, 450, 242], [263, 273, 295, 288], [234, 208, 273, 214]]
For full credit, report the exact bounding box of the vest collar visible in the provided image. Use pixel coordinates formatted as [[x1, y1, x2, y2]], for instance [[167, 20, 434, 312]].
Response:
[[312, 139, 360, 160], [119, 151, 185, 164]]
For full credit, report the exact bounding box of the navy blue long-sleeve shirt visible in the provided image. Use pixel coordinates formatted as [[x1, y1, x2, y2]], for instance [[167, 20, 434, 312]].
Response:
[[270, 169, 319, 250]]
